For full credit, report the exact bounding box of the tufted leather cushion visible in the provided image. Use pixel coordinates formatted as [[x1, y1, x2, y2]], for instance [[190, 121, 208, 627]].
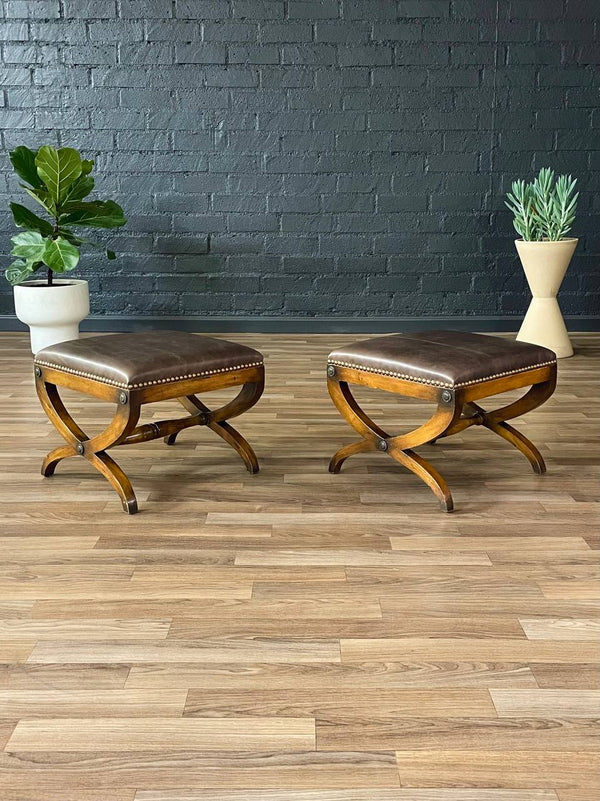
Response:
[[35, 331, 264, 390], [328, 330, 556, 389]]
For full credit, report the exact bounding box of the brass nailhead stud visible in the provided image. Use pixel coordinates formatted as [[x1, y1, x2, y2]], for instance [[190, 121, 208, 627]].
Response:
[[119, 392, 128, 405], [327, 365, 336, 377], [34, 366, 42, 378], [378, 439, 389, 452]]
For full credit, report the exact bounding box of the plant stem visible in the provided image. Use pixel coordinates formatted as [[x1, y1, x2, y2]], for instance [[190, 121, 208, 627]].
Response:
[[49, 216, 59, 287]]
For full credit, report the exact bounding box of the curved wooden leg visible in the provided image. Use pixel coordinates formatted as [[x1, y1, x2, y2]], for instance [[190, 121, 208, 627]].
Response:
[[36, 381, 89, 476], [42, 444, 77, 477], [327, 376, 458, 511], [329, 439, 376, 474], [164, 381, 263, 474], [35, 377, 141, 513], [465, 377, 555, 475], [209, 378, 265, 424], [186, 391, 260, 475], [88, 451, 138, 514], [392, 448, 454, 512], [483, 376, 557, 425], [208, 419, 259, 474], [328, 379, 390, 445], [487, 419, 546, 475], [163, 397, 207, 448]]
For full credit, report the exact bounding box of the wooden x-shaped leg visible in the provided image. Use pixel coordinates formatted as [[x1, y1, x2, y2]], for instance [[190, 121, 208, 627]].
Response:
[[439, 377, 556, 475], [327, 368, 556, 512], [163, 379, 264, 474], [36, 374, 264, 513], [328, 377, 460, 511], [36, 378, 141, 514]]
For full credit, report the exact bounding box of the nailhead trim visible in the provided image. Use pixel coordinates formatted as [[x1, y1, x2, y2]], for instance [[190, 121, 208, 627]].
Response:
[[33, 359, 264, 390], [327, 358, 556, 389]]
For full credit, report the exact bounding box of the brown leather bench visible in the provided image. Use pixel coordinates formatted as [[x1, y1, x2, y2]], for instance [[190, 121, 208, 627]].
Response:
[[34, 332, 264, 513], [326, 330, 557, 511]]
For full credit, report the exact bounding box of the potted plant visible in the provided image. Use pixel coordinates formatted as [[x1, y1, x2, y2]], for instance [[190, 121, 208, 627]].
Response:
[[5, 145, 126, 353], [505, 167, 578, 358]]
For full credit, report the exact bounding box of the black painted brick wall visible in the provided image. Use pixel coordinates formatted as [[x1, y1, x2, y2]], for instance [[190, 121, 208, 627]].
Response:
[[0, 0, 598, 320]]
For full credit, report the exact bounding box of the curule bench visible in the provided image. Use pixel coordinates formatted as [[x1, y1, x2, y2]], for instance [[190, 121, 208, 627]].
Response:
[[326, 330, 557, 512], [33, 331, 264, 514]]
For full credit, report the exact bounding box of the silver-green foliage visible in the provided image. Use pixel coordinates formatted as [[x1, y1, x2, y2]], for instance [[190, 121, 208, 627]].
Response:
[[505, 167, 578, 242], [6, 145, 126, 286]]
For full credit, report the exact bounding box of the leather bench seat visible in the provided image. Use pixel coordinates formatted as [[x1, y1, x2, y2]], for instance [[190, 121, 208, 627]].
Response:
[[327, 330, 556, 390], [34, 331, 264, 390], [33, 331, 265, 514]]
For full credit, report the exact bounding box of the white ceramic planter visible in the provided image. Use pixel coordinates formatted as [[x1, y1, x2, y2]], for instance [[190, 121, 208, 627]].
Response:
[[13, 279, 90, 354], [515, 238, 577, 359]]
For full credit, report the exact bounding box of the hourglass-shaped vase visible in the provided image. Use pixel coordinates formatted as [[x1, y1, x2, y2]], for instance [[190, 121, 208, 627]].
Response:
[[515, 238, 578, 359]]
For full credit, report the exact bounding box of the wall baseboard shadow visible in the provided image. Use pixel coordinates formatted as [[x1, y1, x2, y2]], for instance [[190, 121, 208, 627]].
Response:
[[1, 315, 599, 334]]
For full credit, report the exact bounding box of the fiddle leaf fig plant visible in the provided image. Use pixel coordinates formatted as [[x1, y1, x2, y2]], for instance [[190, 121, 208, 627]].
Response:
[[5, 145, 126, 287], [505, 167, 578, 242]]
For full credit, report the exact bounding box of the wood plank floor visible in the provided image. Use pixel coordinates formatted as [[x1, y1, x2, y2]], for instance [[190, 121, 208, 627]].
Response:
[[0, 331, 598, 801]]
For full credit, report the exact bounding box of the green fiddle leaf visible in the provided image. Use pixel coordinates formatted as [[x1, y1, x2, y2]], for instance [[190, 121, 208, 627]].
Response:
[[60, 199, 126, 229], [62, 175, 95, 205], [11, 230, 48, 262], [5, 259, 38, 287], [9, 146, 44, 189], [22, 185, 55, 215], [10, 202, 53, 236], [6, 143, 127, 286], [42, 237, 80, 273], [35, 145, 82, 204]]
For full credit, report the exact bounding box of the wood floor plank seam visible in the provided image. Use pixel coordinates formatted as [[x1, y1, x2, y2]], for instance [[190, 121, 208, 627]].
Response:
[[133, 793, 561, 800]]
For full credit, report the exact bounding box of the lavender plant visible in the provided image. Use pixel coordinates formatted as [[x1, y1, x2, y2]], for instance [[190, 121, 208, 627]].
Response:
[[505, 167, 578, 242]]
